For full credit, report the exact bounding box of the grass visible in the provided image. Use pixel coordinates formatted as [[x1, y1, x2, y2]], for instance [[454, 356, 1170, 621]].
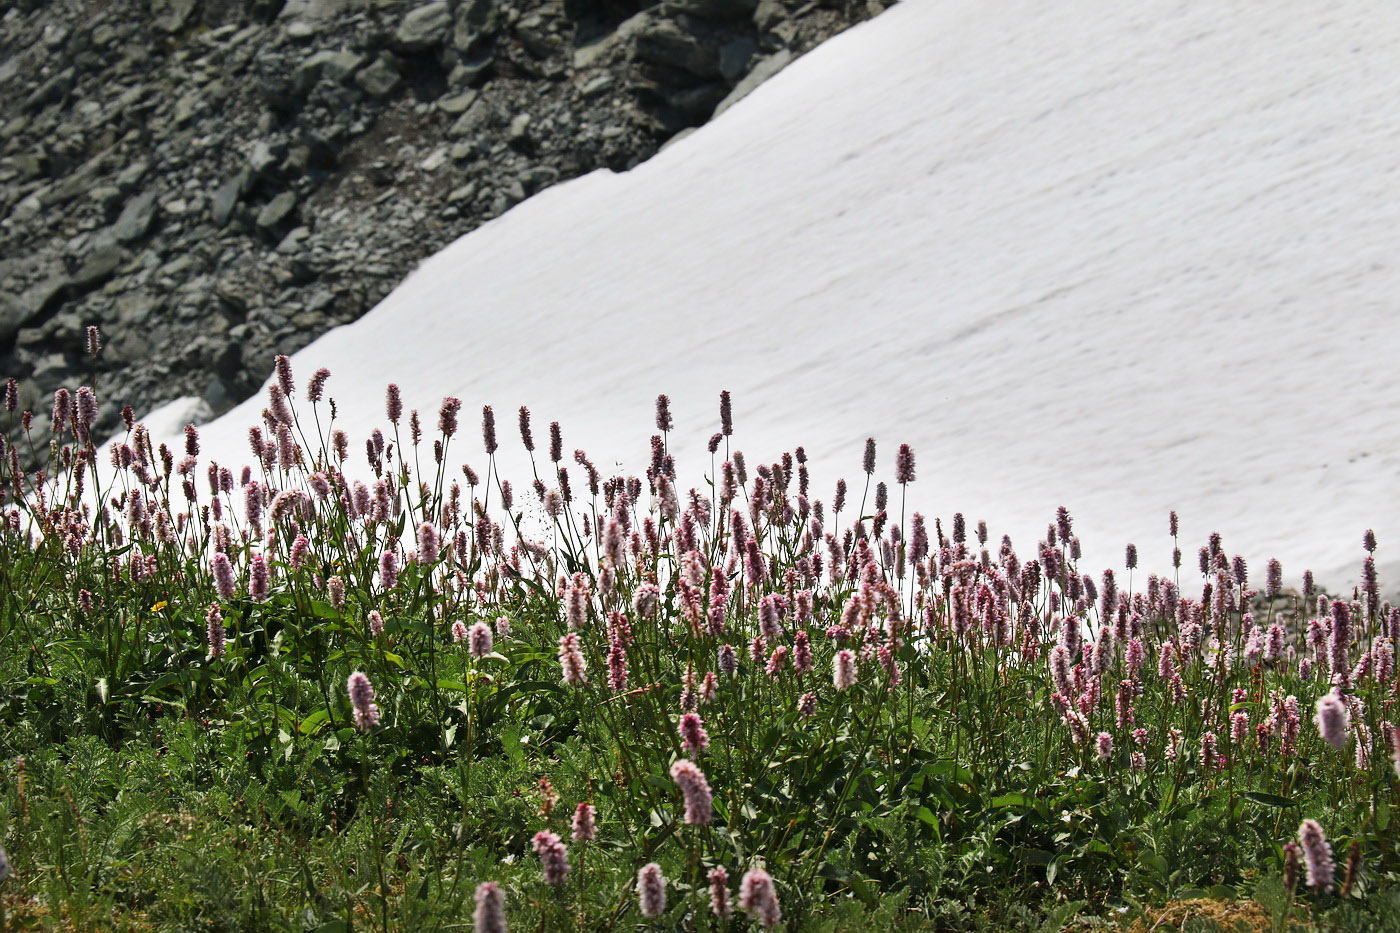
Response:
[[0, 337, 1396, 930]]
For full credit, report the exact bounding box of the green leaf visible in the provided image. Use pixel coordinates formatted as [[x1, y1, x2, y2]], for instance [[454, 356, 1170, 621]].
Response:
[[297, 709, 331, 736], [1240, 791, 1296, 809], [992, 793, 1033, 808]]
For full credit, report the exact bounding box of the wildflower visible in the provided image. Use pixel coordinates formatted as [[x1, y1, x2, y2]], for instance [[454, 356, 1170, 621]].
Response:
[[303, 367, 331, 403], [268, 384, 293, 427], [719, 390, 733, 437], [1200, 731, 1219, 770], [1314, 693, 1349, 750], [472, 881, 507, 933], [679, 712, 709, 756], [418, 522, 440, 565], [1282, 842, 1302, 891], [1231, 710, 1249, 746], [327, 575, 345, 611], [368, 610, 385, 637], [385, 384, 403, 424], [213, 551, 236, 599], [469, 621, 493, 658], [739, 867, 782, 929], [670, 758, 713, 825], [765, 645, 789, 676], [655, 393, 673, 432], [531, 830, 570, 884], [1298, 819, 1335, 891], [77, 387, 98, 429], [607, 639, 628, 692], [482, 405, 497, 454], [862, 438, 876, 474], [496, 615, 511, 638], [290, 535, 310, 569], [798, 692, 817, 718], [895, 443, 915, 484], [793, 630, 813, 674], [1096, 732, 1113, 761], [379, 550, 399, 590], [452, 620, 468, 643], [637, 863, 667, 918], [249, 554, 270, 602], [206, 604, 226, 660], [718, 644, 738, 675], [558, 633, 588, 685], [537, 776, 559, 817], [1049, 644, 1073, 698], [833, 648, 857, 690], [565, 574, 590, 630], [709, 867, 732, 919], [347, 672, 380, 732], [572, 802, 596, 842]]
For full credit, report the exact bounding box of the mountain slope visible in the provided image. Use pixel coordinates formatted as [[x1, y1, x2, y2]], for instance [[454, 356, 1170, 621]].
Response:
[[176, 0, 1400, 593]]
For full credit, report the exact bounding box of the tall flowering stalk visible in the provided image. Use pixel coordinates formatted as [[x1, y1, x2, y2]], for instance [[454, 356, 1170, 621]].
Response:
[[532, 831, 570, 884]]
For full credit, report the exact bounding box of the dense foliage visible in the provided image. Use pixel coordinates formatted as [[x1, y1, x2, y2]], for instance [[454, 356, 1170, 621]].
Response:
[[0, 336, 1397, 930]]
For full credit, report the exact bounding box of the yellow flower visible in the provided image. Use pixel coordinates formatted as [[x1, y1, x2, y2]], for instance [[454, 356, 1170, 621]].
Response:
[[150, 601, 168, 612]]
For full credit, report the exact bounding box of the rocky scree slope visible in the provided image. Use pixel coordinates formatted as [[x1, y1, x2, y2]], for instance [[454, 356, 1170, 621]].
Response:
[[0, 0, 882, 437]]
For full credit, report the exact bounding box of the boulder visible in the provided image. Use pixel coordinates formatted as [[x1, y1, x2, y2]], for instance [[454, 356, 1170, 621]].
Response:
[[634, 19, 721, 78], [256, 191, 298, 229], [68, 245, 125, 290], [294, 49, 364, 94], [152, 0, 199, 33], [210, 172, 248, 227], [714, 48, 792, 116], [355, 57, 401, 98], [113, 190, 159, 243], [395, 2, 452, 52]]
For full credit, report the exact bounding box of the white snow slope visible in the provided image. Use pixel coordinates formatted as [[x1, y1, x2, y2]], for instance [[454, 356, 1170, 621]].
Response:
[[175, 0, 1400, 594]]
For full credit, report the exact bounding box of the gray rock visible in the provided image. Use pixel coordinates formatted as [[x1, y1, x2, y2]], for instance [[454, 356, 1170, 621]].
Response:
[[714, 48, 793, 116], [114, 190, 159, 243], [448, 99, 492, 137], [519, 166, 559, 195], [204, 376, 239, 414], [152, 0, 199, 32], [668, 83, 727, 116], [452, 0, 495, 52], [69, 245, 126, 290], [395, 2, 452, 52], [23, 68, 74, 111], [437, 89, 479, 115], [116, 160, 150, 190], [294, 49, 364, 93], [173, 91, 206, 125], [211, 172, 247, 227], [719, 37, 757, 81], [355, 57, 401, 98], [669, 0, 760, 18], [753, 0, 787, 32], [248, 140, 285, 176], [580, 75, 613, 97], [515, 13, 559, 58], [0, 296, 30, 347], [447, 49, 494, 87], [256, 191, 298, 229], [507, 114, 531, 144], [634, 19, 720, 78]]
